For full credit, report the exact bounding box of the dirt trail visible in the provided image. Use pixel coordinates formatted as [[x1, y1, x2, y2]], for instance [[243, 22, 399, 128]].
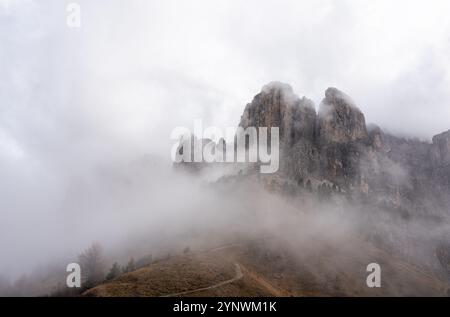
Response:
[[160, 243, 293, 297], [160, 263, 243, 297]]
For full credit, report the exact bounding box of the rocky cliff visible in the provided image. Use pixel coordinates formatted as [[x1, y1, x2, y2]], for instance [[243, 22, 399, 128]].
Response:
[[175, 82, 450, 218], [237, 82, 450, 218]]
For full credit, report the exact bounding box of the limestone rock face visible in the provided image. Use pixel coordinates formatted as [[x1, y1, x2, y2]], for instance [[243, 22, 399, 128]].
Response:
[[236, 82, 450, 217], [431, 130, 450, 167], [318, 88, 368, 144], [368, 125, 384, 151], [238, 82, 318, 176], [239, 82, 316, 147], [176, 82, 450, 218], [429, 130, 450, 208], [239, 82, 293, 143], [314, 88, 369, 190]]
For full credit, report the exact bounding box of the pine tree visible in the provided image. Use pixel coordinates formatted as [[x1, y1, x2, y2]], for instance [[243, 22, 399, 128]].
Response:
[[105, 262, 121, 281]]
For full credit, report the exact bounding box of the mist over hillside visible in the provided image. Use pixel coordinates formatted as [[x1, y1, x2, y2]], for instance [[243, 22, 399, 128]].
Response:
[[1, 0, 450, 297], [1, 83, 449, 296]]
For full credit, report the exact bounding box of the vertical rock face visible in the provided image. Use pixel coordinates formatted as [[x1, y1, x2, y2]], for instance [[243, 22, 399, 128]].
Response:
[[314, 88, 370, 190], [291, 96, 317, 144], [238, 82, 317, 176], [429, 130, 450, 208], [235, 82, 450, 217], [318, 88, 368, 143], [239, 82, 316, 147], [431, 130, 450, 167], [239, 82, 293, 144], [368, 125, 384, 151], [175, 82, 450, 217]]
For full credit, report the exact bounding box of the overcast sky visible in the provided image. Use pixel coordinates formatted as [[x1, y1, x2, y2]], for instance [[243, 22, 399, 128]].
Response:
[[1, 0, 450, 278]]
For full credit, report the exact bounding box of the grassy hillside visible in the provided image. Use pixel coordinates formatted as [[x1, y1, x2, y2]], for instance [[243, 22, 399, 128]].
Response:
[[84, 241, 448, 297]]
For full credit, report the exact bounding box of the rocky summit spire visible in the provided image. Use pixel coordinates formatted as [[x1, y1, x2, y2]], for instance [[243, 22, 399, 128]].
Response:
[[175, 82, 450, 218], [239, 81, 316, 147], [234, 82, 450, 216], [318, 87, 368, 143]]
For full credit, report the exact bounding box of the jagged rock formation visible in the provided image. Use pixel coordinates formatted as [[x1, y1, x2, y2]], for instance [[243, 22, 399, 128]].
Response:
[[318, 87, 368, 144], [170, 82, 450, 293], [240, 82, 316, 147], [174, 82, 450, 218], [239, 82, 318, 177], [431, 130, 450, 167], [237, 82, 450, 217]]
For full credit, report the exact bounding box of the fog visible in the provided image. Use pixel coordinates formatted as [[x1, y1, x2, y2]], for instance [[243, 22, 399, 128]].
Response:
[[1, 0, 450, 294]]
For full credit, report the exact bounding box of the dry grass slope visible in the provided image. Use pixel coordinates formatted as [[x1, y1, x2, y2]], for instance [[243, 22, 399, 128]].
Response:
[[84, 242, 448, 297]]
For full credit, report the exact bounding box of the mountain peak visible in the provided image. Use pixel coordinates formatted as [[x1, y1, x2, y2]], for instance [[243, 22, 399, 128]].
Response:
[[261, 81, 294, 95], [319, 87, 368, 143], [324, 87, 356, 107]]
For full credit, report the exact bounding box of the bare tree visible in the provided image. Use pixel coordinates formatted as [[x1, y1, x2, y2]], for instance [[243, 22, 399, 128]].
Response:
[[123, 258, 136, 273], [78, 243, 105, 289]]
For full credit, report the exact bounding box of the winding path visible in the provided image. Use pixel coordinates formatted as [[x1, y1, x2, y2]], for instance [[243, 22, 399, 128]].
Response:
[[160, 263, 243, 297], [158, 243, 289, 297]]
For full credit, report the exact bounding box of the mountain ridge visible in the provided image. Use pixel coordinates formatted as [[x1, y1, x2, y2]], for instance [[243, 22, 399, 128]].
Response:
[[235, 82, 450, 218]]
